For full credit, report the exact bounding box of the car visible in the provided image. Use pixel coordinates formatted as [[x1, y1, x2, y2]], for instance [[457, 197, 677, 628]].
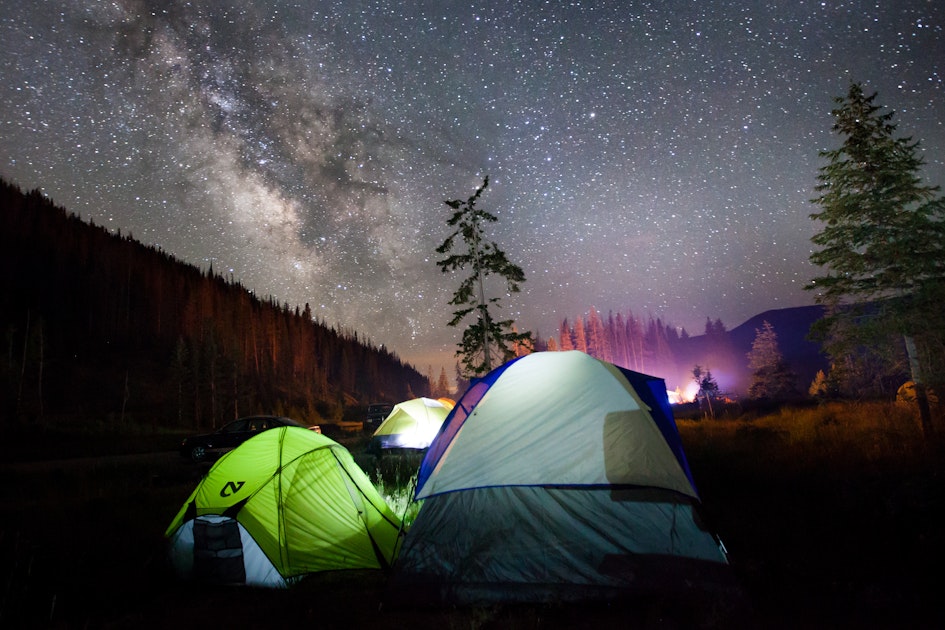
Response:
[[179, 415, 317, 462], [364, 403, 394, 432]]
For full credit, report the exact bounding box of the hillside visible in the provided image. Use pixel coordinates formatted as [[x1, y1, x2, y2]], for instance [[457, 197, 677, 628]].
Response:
[[1, 177, 837, 431], [630, 306, 829, 397], [0, 179, 427, 430], [727, 305, 830, 393], [664, 305, 830, 397]]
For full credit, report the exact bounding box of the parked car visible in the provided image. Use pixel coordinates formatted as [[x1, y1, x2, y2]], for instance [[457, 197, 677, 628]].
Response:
[[364, 403, 394, 432], [179, 415, 317, 462]]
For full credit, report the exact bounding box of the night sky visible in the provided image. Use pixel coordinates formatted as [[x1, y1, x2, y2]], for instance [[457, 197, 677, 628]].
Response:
[[2, 1, 943, 377]]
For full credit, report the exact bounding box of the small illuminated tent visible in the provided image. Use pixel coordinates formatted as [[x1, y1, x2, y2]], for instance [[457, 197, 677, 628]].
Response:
[[370, 397, 455, 451], [390, 351, 732, 605], [166, 427, 401, 587]]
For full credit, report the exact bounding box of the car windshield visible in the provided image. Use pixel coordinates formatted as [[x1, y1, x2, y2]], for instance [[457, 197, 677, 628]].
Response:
[[221, 420, 250, 433], [248, 418, 269, 432]]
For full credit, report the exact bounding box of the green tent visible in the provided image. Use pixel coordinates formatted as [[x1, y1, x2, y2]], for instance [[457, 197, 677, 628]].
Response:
[[370, 397, 454, 451], [166, 426, 401, 587]]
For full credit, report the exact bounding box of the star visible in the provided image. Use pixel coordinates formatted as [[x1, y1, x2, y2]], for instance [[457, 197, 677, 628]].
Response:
[[1, 0, 942, 382]]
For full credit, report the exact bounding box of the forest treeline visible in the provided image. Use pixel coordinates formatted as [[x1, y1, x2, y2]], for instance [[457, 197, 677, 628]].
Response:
[[0, 179, 427, 430], [544, 306, 833, 403], [545, 308, 691, 377]]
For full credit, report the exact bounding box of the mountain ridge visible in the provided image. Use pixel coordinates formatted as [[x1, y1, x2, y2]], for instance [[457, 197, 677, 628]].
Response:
[[667, 304, 829, 396]]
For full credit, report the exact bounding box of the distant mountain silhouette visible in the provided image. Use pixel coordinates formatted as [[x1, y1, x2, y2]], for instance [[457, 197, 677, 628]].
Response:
[[668, 305, 829, 396], [729, 305, 829, 392]]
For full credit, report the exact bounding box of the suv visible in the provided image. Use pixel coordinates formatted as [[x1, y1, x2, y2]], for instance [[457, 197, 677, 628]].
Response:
[[179, 415, 316, 462], [364, 403, 394, 432]]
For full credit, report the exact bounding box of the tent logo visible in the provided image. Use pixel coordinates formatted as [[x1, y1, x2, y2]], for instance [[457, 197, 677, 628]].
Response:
[[220, 481, 245, 497]]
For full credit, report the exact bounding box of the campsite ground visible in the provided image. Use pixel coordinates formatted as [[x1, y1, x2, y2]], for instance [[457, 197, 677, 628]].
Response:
[[1, 402, 943, 629]]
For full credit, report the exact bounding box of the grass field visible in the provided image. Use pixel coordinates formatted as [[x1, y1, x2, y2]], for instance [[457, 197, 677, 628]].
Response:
[[1, 401, 943, 628]]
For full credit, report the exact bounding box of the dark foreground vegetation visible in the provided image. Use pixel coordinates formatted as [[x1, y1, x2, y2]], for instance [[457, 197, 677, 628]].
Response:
[[1, 401, 942, 629]]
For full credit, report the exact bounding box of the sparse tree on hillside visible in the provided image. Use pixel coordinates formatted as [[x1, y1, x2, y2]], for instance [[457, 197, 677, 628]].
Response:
[[807, 83, 945, 433], [746, 321, 799, 400], [704, 317, 727, 336], [436, 176, 533, 377]]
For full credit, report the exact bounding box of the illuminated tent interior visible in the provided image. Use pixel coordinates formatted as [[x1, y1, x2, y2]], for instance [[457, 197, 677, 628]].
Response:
[[370, 396, 455, 451], [166, 427, 401, 587], [390, 350, 733, 605]]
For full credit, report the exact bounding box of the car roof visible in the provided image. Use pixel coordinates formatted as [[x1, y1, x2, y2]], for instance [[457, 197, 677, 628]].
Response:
[[229, 415, 306, 426]]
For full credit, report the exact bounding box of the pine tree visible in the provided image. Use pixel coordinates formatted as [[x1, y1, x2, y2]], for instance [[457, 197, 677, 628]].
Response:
[[558, 318, 574, 351], [626, 312, 645, 371], [746, 321, 798, 400], [808, 369, 832, 399], [612, 312, 628, 367], [436, 176, 534, 377], [425, 365, 436, 397], [572, 317, 587, 353], [453, 361, 470, 398], [704, 317, 726, 336], [435, 367, 450, 398], [586, 307, 611, 362], [808, 83, 945, 431]]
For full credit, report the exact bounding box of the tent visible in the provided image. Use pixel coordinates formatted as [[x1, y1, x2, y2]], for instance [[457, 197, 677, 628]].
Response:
[[370, 397, 454, 451], [166, 426, 401, 587], [390, 350, 732, 605]]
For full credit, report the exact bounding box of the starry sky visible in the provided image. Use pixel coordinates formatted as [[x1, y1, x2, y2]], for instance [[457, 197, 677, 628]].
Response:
[[2, 1, 943, 379]]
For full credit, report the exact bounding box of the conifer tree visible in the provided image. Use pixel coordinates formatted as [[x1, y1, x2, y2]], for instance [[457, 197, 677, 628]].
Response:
[[808, 369, 832, 399], [435, 366, 451, 398], [425, 365, 436, 397], [572, 317, 587, 353], [586, 307, 610, 362], [436, 176, 533, 377], [453, 361, 470, 398], [746, 321, 798, 400], [808, 83, 945, 431], [612, 312, 628, 367], [559, 318, 574, 351], [626, 312, 645, 371]]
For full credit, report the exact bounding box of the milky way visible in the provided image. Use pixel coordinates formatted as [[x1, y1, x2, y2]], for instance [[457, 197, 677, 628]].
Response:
[[2, 0, 943, 377]]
